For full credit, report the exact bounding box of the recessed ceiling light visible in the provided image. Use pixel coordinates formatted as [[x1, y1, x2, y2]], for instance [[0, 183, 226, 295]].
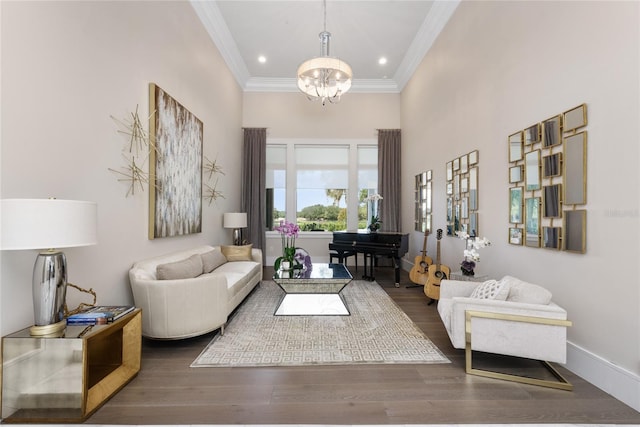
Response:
[[378, 57, 387, 65], [258, 55, 267, 64]]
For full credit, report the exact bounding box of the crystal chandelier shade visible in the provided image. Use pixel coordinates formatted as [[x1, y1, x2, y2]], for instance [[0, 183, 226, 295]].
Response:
[[297, 2, 352, 105]]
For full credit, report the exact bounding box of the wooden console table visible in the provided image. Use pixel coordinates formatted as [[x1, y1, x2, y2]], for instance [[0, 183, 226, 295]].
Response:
[[1, 309, 141, 423]]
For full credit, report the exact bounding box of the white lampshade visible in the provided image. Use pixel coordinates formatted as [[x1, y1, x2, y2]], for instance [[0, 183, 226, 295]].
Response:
[[1, 199, 98, 250], [223, 212, 247, 229]]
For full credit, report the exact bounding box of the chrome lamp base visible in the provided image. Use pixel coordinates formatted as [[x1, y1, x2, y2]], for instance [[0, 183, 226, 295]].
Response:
[[232, 228, 242, 246], [30, 250, 68, 336]]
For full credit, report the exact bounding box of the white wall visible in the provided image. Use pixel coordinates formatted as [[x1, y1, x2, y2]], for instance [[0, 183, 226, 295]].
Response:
[[0, 1, 244, 335], [401, 0, 639, 408]]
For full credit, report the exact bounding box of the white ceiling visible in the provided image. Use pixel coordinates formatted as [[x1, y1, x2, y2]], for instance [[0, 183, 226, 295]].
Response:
[[190, 0, 460, 93]]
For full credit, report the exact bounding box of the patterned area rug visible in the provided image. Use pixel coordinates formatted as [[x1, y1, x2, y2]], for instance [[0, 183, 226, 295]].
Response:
[[191, 280, 450, 367]]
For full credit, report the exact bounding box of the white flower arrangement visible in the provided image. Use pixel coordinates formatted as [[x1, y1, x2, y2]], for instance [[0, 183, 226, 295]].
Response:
[[456, 231, 491, 262], [365, 193, 383, 232]]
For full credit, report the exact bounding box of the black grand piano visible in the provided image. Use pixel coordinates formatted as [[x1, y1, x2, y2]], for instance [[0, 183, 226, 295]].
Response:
[[329, 231, 409, 287]]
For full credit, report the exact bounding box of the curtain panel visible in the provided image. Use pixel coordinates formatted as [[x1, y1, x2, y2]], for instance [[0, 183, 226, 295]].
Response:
[[241, 128, 266, 260], [378, 129, 401, 232]]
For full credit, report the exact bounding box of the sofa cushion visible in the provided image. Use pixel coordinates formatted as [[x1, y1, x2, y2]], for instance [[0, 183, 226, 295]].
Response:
[[201, 248, 227, 273], [469, 279, 510, 301], [221, 244, 253, 261], [156, 254, 203, 280], [501, 276, 553, 305]]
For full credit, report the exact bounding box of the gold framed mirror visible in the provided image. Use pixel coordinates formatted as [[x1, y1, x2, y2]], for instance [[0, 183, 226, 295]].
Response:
[[525, 197, 541, 247], [542, 226, 561, 250], [564, 132, 587, 205], [414, 170, 432, 232], [543, 115, 562, 148], [469, 167, 478, 210], [543, 184, 562, 218], [469, 150, 479, 165], [543, 153, 562, 178], [509, 131, 523, 162], [525, 150, 541, 191], [509, 165, 523, 183], [509, 187, 523, 224], [446, 161, 453, 181], [460, 154, 468, 173], [563, 104, 587, 133], [563, 209, 586, 253], [509, 227, 523, 245], [525, 123, 541, 145]]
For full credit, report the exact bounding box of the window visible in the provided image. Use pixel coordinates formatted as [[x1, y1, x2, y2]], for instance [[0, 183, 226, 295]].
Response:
[[266, 140, 377, 232]]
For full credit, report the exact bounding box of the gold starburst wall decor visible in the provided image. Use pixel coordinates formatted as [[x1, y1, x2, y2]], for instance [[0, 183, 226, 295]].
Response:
[[109, 105, 158, 197], [203, 156, 225, 205]]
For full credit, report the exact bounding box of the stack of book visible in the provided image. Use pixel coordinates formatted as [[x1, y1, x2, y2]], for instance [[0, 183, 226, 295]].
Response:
[[66, 305, 135, 325]]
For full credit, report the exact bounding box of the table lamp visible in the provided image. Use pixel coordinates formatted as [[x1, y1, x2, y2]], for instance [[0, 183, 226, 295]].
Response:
[[223, 212, 247, 246], [1, 199, 98, 336]]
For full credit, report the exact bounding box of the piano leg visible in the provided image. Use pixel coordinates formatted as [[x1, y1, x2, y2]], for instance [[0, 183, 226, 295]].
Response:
[[362, 252, 375, 282], [393, 257, 401, 288]]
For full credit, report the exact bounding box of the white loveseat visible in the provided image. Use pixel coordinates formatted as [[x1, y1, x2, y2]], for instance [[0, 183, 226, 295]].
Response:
[[437, 276, 572, 390], [129, 245, 262, 339]]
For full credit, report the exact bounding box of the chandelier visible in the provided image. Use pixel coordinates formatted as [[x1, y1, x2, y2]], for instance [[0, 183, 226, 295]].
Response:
[[297, 0, 352, 105]]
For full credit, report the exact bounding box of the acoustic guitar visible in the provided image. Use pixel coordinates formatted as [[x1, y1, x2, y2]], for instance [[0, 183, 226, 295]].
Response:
[[424, 229, 450, 302], [409, 229, 432, 286]]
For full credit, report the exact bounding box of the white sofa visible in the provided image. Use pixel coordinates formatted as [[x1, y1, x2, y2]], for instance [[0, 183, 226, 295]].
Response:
[[437, 276, 572, 389], [129, 245, 262, 339]]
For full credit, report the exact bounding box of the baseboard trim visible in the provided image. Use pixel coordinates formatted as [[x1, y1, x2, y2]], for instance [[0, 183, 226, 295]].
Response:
[[566, 340, 640, 412]]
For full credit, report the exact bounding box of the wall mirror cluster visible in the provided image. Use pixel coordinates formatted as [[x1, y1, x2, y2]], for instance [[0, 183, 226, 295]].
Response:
[[507, 103, 587, 253], [414, 170, 432, 233], [446, 150, 479, 237]]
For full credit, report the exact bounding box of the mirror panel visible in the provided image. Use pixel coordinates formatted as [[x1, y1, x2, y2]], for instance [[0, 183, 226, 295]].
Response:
[[543, 153, 562, 178], [509, 165, 522, 183], [414, 170, 432, 232], [460, 155, 468, 173], [509, 187, 523, 224], [525, 123, 541, 145], [469, 212, 478, 237], [461, 197, 468, 219], [461, 176, 468, 193], [564, 132, 587, 205], [446, 161, 453, 181], [563, 104, 587, 132], [469, 167, 478, 210], [453, 158, 460, 171], [543, 184, 562, 218], [509, 132, 523, 162], [509, 227, 523, 245], [543, 115, 561, 147], [564, 210, 586, 253], [542, 226, 561, 250], [525, 150, 541, 191], [469, 150, 479, 165], [525, 197, 541, 247]]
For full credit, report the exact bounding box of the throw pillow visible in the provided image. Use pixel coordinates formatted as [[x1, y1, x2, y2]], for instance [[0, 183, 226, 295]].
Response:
[[156, 254, 203, 280], [201, 249, 227, 273], [501, 275, 552, 304], [221, 244, 253, 262], [469, 279, 510, 301]]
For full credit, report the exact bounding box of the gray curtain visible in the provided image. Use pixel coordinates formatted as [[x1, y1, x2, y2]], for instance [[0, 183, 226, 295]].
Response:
[[378, 129, 401, 232], [241, 128, 266, 261]]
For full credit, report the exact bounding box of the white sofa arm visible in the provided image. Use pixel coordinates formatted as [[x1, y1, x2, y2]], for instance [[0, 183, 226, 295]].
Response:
[[251, 248, 263, 264], [129, 272, 228, 339], [440, 279, 480, 299]]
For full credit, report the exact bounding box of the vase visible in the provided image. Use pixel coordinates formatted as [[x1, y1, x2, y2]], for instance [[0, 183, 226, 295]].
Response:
[[281, 261, 291, 271], [461, 268, 475, 276]]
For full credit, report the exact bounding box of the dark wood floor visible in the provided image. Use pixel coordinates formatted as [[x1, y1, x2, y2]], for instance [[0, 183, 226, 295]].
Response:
[[88, 266, 640, 425]]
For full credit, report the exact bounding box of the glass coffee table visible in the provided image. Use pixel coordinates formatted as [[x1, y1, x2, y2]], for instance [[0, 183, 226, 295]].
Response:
[[272, 263, 353, 316]]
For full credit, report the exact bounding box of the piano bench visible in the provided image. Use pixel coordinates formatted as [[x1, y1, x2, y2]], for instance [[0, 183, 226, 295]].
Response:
[[329, 250, 358, 272]]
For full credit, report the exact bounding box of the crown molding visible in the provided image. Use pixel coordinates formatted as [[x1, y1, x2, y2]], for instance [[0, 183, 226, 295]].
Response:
[[394, 0, 460, 91], [190, 0, 250, 87], [245, 77, 400, 94]]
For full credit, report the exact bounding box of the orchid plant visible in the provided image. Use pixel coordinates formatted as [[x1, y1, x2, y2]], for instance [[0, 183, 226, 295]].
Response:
[[365, 193, 383, 232], [456, 231, 491, 275], [274, 220, 301, 271]]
